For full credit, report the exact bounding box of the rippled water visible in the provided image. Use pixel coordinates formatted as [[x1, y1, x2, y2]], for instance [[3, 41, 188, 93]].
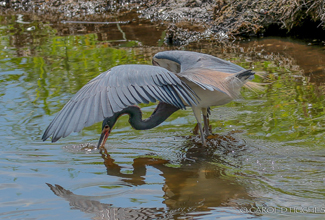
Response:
[[1, 14, 325, 219]]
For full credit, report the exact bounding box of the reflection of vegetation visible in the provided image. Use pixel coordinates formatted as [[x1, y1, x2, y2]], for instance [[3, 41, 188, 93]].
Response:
[[225, 59, 325, 146], [0, 16, 150, 115]]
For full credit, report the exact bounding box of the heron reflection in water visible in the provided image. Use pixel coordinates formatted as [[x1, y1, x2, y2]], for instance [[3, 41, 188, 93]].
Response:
[[47, 145, 254, 219], [42, 51, 260, 148]]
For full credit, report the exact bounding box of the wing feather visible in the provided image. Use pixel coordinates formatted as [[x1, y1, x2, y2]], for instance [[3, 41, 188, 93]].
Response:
[[110, 87, 125, 109], [151, 74, 162, 86], [71, 99, 87, 132], [107, 90, 122, 112], [51, 101, 77, 142], [75, 99, 89, 133], [93, 92, 104, 124], [156, 74, 169, 85], [119, 86, 137, 105], [116, 86, 132, 106], [147, 85, 164, 103], [61, 101, 83, 139], [127, 85, 143, 103], [141, 86, 157, 103], [173, 84, 195, 106], [42, 64, 197, 142], [162, 86, 182, 109], [84, 95, 96, 128], [100, 90, 112, 118], [164, 72, 178, 85], [132, 84, 150, 104], [168, 86, 186, 109], [157, 86, 176, 107]]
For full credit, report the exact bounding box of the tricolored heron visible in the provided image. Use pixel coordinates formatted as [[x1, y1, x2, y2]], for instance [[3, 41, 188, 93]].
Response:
[[42, 50, 258, 148]]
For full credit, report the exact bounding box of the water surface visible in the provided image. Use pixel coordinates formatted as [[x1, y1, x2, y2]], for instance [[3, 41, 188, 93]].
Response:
[[1, 14, 325, 219]]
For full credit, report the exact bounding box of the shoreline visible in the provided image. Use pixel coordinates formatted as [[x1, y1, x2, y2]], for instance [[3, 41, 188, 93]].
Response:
[[1, 0, 325, 45]]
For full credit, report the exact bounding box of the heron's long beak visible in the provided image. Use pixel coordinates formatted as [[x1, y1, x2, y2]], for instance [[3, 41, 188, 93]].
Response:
[[97, 126, 111, 149]]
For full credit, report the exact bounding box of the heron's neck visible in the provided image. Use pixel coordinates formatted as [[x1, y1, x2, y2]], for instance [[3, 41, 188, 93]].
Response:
[[120, 102, 180, 130]]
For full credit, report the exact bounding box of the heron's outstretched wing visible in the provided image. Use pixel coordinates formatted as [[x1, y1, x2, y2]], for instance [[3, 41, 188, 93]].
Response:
[[173, 51, 262, 96], [42, 65, 198, 142], [154, 50, 257, 97]]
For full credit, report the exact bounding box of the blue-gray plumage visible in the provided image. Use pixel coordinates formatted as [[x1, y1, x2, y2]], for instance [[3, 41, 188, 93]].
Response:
[[42, 50, 259, 148]]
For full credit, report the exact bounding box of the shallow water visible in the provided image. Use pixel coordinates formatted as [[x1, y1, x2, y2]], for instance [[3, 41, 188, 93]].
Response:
[[1, 14, 325, 219]]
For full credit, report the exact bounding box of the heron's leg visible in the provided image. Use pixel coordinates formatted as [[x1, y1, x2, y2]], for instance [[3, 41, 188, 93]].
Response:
[[198, 123, 206, 146], [202, 108, 211, 136], [192, 107, 207, 146]]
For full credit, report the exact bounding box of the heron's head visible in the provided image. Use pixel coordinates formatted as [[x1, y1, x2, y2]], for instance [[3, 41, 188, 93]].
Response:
[[97, 116, 118, 149]]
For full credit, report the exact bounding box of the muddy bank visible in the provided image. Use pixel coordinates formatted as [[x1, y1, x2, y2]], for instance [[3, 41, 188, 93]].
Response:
[[1, 0, 325, 45]]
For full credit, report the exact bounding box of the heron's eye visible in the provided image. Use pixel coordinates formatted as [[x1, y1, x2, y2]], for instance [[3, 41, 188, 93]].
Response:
[[105, 125, 109, 129]]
